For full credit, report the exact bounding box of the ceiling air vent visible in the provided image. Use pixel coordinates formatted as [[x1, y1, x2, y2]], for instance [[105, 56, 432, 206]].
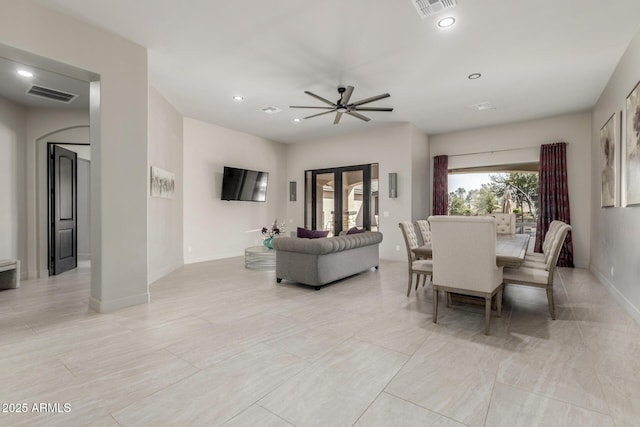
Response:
[[471, 101, 496, 111], [412, 0, 458, 19], [26, 84, 78, 104], [261, 106, 281, 114]]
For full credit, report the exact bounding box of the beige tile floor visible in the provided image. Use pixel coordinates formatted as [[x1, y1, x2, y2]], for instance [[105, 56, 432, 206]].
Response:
[[1, 258, 639, 426]]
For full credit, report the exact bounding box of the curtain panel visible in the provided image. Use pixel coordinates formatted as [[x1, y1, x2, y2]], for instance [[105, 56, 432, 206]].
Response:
[[535, 142, 574, 267], [433, 155, 449, 215]]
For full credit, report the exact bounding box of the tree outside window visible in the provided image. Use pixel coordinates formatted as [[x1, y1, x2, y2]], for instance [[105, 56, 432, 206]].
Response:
[[448, 172, 538, 233]]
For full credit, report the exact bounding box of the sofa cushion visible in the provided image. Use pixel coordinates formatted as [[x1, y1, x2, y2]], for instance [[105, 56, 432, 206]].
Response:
[[346, 227, 365, 235], [297, 227, 329, 239]]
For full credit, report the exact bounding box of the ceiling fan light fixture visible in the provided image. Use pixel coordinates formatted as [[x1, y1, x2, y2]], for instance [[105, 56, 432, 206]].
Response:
[[437, 17, 455, 28], [290, 85, 393, 125], [17, 69, 33, 78]]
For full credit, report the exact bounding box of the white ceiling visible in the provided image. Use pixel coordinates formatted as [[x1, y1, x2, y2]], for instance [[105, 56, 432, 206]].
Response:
[[35, 0, 640, 143], [0, 56, 89, 109]]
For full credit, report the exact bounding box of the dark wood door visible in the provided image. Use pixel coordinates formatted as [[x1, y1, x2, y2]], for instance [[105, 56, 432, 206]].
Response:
[[49, 144, 77, 275]]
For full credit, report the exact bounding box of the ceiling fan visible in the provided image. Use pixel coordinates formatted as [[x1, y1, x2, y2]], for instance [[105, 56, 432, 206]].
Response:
[[290, 85, 393, 125]]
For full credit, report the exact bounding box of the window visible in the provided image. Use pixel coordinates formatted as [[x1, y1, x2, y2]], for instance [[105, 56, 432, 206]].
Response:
[[448, 165, 538, 235]]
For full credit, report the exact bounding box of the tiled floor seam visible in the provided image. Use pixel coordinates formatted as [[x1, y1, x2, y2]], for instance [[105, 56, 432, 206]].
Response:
[[482, 345, 504, 426], [596, 375, 620, 426], [253, 404, 296, 427], [109, 367, 204, 425], [382, 389, 473, 427], [213, 354, 311, 426], [494, 380, 613, 418]]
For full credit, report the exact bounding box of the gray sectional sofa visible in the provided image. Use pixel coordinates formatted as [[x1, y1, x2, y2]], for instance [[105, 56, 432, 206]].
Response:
[[271, 231, 383, 290]]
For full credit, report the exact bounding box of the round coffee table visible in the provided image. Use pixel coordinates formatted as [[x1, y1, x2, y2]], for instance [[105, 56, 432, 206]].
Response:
[[244, 246, 275, 271]]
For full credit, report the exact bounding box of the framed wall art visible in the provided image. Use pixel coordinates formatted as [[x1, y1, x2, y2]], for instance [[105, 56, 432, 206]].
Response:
[[625, 81, 640, 206], [600, 112, 617, 207], [150, 166, 175, 199]]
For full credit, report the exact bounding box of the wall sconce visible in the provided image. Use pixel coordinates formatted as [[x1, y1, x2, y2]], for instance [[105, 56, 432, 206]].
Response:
[[289, 181, 297, 201], [389, 173, 398, 198]]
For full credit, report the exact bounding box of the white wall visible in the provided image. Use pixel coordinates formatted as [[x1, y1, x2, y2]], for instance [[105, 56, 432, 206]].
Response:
[[429, 113, 592, 268], [0, 97, 26, 272], [148, 86, 184, 283], [285, 123, 428, 261], [411, 124, 430, 221], [1, 1, 149, 312], [183, 117, 287, 263], [77, 158, 91, 260], [591, 29, 640, 322]]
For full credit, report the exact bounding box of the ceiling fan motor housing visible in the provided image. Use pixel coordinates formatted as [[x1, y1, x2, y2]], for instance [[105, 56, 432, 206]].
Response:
[[289, 85, 393, 124]]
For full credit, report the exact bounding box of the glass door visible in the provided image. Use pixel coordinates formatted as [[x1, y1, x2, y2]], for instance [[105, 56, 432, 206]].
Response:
[[306, 164, 378, 235], [311, 171, 336, 236]]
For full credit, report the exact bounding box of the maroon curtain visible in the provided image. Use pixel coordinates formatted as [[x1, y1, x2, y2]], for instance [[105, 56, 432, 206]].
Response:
[[433, 155, 448, 215], [535, 142, 574, 267]]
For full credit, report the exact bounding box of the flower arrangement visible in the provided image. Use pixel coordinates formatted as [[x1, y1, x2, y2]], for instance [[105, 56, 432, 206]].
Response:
[[262, 219, 285, 239]]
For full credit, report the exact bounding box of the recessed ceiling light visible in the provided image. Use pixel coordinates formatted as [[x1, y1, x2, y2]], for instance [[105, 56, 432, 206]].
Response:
[[232, 95, 244, 101], [293, 118, 301, 123], [17, 69, 33, 78], [437, 17, 456, 28], [468, 73, 482, 80]]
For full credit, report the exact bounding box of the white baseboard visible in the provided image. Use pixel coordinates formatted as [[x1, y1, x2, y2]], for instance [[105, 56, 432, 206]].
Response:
[[89, 292, 150, 313], [184, 254, 240, 265], [39, 269, 49, 278], [78, 253, 91, 261], [148, 261, 183, 284], [590, 263, 640, 325]]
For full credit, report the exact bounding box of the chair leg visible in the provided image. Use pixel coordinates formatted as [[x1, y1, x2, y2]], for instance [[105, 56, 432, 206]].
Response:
[[406, 271, 413, 297], [497, 285, 503, 318], [415, 274, 420, 291], [546, 286, 556, 320], [484, 296, 491, 335], [433, 288, 439, 324], [446, 292, 452, 307]]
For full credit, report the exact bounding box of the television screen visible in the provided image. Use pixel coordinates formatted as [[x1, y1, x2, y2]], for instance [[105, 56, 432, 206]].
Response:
[[221, 166, 269, 202]]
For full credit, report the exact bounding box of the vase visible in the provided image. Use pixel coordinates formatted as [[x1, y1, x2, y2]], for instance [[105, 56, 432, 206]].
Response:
[[263, 237, 273, 250]]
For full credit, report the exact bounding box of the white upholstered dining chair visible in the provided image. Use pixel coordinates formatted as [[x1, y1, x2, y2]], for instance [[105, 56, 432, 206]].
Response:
[[491, 213, 516, 235], [429, 215, 504, 335], [524, 220, 564, 264], [503, 223, 571, 320], [415, 219, 432, 248], [399, 221, 433, 297]]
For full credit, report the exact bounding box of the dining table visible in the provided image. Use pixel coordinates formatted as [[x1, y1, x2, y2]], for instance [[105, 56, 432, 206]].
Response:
[[412, 233, 530, 268]]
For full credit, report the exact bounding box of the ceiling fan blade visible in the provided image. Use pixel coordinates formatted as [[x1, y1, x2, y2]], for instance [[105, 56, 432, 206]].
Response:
[[304, 110, 336, 120], [290, 106, 335, 109], [304, 91, 337, 107], [341, 86, 354, 105], [333, 112, 343, 125], [352, 107, 394, 112], [347, 111, 371, 122], [349, 93, 390, 107]]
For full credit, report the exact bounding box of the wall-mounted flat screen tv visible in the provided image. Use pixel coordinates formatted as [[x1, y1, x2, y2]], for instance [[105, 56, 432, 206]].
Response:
[[221, 166, 269, 202]]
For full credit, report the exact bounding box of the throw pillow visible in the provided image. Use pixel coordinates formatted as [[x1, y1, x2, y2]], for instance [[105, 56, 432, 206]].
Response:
[[297, 227, 329, 239], [346, 227, 366, 235]]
